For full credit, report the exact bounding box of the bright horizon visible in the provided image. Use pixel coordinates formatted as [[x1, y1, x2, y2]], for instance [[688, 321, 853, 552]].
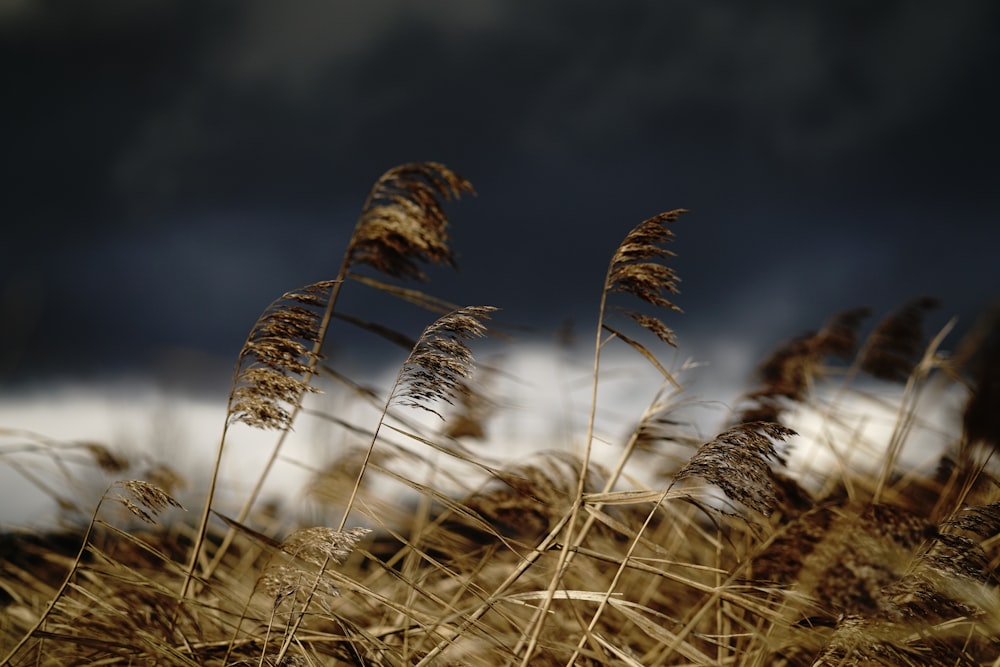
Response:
[[0, 338, 963, 530]]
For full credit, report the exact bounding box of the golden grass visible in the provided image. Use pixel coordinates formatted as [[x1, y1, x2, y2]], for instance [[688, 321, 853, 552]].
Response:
[[2, 162, 999, 666]]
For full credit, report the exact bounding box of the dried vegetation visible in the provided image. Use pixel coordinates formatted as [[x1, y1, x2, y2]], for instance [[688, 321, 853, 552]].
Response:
[[2, 162, 999, 665]]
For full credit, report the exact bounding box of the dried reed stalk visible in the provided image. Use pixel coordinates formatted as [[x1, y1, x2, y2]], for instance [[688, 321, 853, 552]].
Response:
[[519, 209, 685, 665], [336, 306, 496, 533]]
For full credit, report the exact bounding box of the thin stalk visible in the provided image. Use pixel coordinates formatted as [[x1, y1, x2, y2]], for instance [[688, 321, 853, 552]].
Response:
[[515, 270, 613, 666], [564, 489, 671, 666], [1, 488, 109, 664], [414, 509, 574, 666], [273, 555, 333, 666], [872, 318, 955, 504], [336, 402, 390, 534], [179, 418, 234, 599]]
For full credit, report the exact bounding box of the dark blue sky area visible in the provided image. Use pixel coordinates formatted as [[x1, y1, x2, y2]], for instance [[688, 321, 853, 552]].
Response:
[[2, 1, 998, 392]]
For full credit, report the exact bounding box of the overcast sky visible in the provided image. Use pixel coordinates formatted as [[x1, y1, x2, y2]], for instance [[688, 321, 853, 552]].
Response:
[[2, 1, 998, 396]]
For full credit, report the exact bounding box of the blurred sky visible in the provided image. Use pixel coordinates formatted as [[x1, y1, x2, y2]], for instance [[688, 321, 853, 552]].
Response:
[[2, 1, 999, 395]]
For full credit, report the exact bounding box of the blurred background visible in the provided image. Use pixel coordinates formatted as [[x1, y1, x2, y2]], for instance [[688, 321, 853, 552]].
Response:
[[2, 1, 998, 525]]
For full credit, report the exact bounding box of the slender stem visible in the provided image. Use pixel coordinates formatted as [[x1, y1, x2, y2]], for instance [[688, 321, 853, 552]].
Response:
[[179, 420, 232, 599], [414, 510, 574, 667], [336, 402, 391, 534], [564, 490, 669, 666], [516, 274, 612, 665], [1, 489, 108, 664], [872, 318, 954, 504], [273, 554, 333, 665]]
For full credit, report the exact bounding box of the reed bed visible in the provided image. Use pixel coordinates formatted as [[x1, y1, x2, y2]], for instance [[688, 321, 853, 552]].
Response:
[[2, 162, 998, 666]]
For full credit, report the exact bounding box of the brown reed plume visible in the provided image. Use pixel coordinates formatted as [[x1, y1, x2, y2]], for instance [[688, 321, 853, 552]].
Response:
[[337, 305, 496, 533], [753, 503, 932, 624], [604, 210, 685, 353], [115, 479, 186, 525], [674, 421, 798, 518], [347, 161, 474, 281], [390, 306, 495, 414], [861, 296, 939, 382], [959, 303, 1000, 453], [228, 280, 338, 430], [801, 500, 1000, 666], [737, 306, 871, 423]]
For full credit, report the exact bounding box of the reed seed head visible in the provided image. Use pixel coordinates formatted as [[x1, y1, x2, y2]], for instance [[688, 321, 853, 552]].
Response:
[[228, 281, 337, 430], [348, 162, 474, 281], [393, 305, 497, 418]]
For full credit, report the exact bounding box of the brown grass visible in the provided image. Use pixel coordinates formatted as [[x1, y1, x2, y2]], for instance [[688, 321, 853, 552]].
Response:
[[2, 163, 999, 666]]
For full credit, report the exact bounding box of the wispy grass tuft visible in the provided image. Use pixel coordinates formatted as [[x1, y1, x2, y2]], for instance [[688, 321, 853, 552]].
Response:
[[605, 209, 684, 348], [115, 479, 185, 525]]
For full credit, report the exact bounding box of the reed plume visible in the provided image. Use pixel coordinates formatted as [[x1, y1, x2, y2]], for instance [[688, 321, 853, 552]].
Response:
[[604, 209, 685, 348], [115, 479, 185, 525], [861, 296, 939, 381], [801, 501, 1000, 666], [348, 161, 474, 281], [259, 526, 372, 607], [228, 280, 337, 430], [279, 526, 371, 568], [959, 303, 1000, 452], [391, 306, 496, 418], [674, 420, 797, 518], [337, 305, 496, 532], [737, 306, 871, 423]]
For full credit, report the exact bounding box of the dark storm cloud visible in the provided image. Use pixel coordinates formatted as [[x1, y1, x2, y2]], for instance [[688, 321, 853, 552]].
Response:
[[2, 1, 998, 386]]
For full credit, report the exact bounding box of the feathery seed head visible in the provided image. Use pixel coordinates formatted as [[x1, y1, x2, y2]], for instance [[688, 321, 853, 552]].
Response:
[[228, 281, 337, 430], [606, 210, 685, 348], [348, 162, 474, 281], [114, 479, 185, 524], [393, 306, 497, 417], [675, 421, 797, 517]]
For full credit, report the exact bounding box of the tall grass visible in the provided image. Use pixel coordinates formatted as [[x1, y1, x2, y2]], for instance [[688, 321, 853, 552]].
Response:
[[2, 162, 999, 666]]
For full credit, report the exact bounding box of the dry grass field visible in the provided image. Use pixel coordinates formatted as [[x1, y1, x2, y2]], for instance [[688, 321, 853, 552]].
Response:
[[2, 163, 998, 666]]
